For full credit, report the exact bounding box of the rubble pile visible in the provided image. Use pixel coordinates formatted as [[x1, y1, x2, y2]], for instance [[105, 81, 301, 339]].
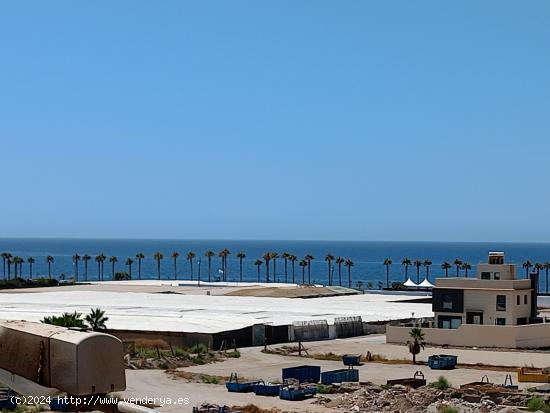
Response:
[[315, 382, 536, 413]]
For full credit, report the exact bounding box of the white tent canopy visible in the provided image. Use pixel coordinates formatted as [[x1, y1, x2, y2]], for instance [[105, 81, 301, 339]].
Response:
[[418, 278, 435, 288], [403, 278, 418, 288]]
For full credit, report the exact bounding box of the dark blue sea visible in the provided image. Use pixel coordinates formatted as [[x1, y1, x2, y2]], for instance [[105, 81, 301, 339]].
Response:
[[0, 239, 549, 289]]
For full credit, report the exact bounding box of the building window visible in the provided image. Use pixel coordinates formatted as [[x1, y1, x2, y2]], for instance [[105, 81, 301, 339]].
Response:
[[495, 318, 506, 326], [517, 317, 527, 325], [496, 295, 506, 311], [443, 300, 452, 310], [517, 295, 520, 305], [481, 272, 490, 280], [494, 272, 500, 280], [524, 295, 528, 305], [438, 316, 462, 329]]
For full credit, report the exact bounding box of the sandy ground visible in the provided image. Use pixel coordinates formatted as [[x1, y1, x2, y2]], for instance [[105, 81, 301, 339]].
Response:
[[286, 334, 550, 368], [121, 336, 542, 412], [225, 286, 357, 298]]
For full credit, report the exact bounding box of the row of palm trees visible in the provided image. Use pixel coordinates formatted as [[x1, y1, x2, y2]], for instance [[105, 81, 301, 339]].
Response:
[[3, 250, 550, 291]]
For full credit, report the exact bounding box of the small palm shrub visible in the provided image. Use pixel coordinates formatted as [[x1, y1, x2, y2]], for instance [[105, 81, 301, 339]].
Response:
[[430, 376, 451, 390]]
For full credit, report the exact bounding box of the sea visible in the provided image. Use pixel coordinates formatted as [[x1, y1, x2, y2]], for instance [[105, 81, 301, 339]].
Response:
[[0, 239, 549, 289]]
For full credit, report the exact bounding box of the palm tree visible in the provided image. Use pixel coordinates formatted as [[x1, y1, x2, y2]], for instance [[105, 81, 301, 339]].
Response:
[[271, 252, 279, 282], [109, 256, 118, 280], [72, 254, 81, 281], [46, 255, 54, 279], [299, 259, 307, 284], [402, 258, 412, 281], [27, 257, 35, 278], [205, 250, 215, 282], [453, 259, 463, 277], [125, 258, 134, 278], [305, 254, 314, 284], [237, 252, 246, 282], [262, 252, 271, 282], [218, 249, 231, 281], [153, 252, 164, 279], [335, 257, 344, 285], [187, 252, 196, 280], [171, 252, 180, 280], [135, 253, 145, 280], [95, 254, 103, 280], [407, 327, 426, 364], [13, 257, 23, 278], [542, 262, 550, 294], [522, 260, 533, 278], [423, 259, 432, 281], [4, 253, 13, 280], [344, 259, 354, 288], [413, 259, 424, 284], [441, 261, 451, 278], [462, 262, 472, 277], [383, 258, 392, 288], [1, 252, 9, 279], [289, 254, 297, 283], [254, 259, 263, 282], [325, 254, 335, 285], [535, 262, 544, 275], [282, 252, 290, 283], [85, 308, 109, 331], [82, 254, 91, 281]]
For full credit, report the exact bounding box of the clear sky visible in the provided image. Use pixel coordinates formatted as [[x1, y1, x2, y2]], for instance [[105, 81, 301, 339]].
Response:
[[1, 1, 549, 242]]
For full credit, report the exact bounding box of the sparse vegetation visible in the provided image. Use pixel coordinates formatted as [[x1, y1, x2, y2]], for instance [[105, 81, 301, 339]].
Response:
[[430, 376, 451, 390], [316, 383, 334, 394], [527, 396, 550, 412], [0, 277, 61, 290], [440, 407, 458, 413]]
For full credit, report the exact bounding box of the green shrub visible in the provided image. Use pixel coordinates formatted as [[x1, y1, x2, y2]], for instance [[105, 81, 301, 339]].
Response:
[[316, 384, 333, 394], [200, 375, 219, 384], [441, 408, 458, 413], [191, 356, 206, 365], [450, 391, 462, 399], [526, 397, 550, 412], [173, 347, 189, 358], [190, 343, 208, 354], [114, 272, 131, 281], [225, 350, 241, 358], [430, 376, 451, 390]]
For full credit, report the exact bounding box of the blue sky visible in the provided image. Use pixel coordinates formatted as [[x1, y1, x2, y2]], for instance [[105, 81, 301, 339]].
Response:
[[1, 1, 549, 242]]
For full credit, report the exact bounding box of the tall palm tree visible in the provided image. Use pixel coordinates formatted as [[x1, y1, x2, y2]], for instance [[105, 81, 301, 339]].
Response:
[[543, 262, 550, 294], [135, 253, 145, 280], [109, 256, 118, 280], [335, 257, 344, 286], [254, 259, 263, 282], [125, 258, 134, 278], [423, 259, 432, 281], [282, 252, 290, 283], [153, 252, 164, 280], [13, 257, 23, 278], [383, 258, 392, 288], [5, 253, 13, 280], [462, 262, 472, 277], [305, 254, 314, 284], [402, 258, 412, 281], [72, 253, 81, 281], [325, 254, 335, 285], [344, 259, 354, 288], [171, 252, 180, 280], [522, 260, 533, 278], [441, 261, 451, 278], [407, 327, 426, 364], [262, 252, 271, 282], [1, 252, 8, 279], [271, 252, 279, 282], [95, 254, 106, 281], [237, 252, 246, 282], [413, 259, 422, 283], [82, 254, 91, 281], [453, 259, 463, 277], [46, 255, 54, 279], [27, 257, 35, 278], [85, 308, 109, 331], [289, 254, 297, 283], [205, 250, 215, 282], [218, 249, 231, 281], [299, 259, 307, 284], [187, 252, 196, 280]]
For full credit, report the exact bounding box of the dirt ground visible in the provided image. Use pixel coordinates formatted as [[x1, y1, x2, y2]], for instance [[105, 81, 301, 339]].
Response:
[[225, 286, 357, 298], [119, 335, 546, 412]]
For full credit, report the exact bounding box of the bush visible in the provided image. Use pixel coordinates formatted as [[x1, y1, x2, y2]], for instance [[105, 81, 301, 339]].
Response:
[[225, 350, 241, 358], [430, 376, 451, 390], [200, 375, 219, 384], [191, 356, 206, 365], [527, 397, 550, 412], [441, 408, 458, 413], [190, 343, 208, 354], [316, 384, 333, 394], [114, 271, 131, 281]]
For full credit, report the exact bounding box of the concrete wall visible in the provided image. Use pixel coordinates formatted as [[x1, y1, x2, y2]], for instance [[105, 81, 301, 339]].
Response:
[[387, 323, 550, 349]]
